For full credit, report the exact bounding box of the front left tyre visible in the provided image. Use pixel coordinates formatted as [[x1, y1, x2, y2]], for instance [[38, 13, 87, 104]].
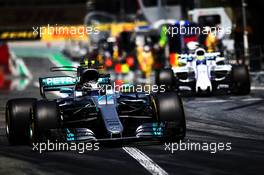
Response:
[[5, 98, 36, 145]]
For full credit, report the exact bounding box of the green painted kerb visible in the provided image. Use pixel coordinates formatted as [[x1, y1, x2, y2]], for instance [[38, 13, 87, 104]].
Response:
[[11, 47, 74, 67]]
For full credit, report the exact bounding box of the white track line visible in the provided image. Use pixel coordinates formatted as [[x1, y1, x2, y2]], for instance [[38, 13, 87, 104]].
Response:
[[251, 86, 264, 90], [123, 147, 168, 175], [188, 97, 263, 104], [188, 99, 233, 103], [241, 98, 263, 102]]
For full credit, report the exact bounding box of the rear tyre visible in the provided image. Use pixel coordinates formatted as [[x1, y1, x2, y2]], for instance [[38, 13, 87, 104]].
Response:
[[154, 92, 186, 141], [5, 98, 36, 145], [30, 100, 60, 143], [155, 69, 175, 91], [231, 65, 250, 95]]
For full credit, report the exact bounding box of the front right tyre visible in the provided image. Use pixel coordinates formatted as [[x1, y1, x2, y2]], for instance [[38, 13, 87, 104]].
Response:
[[153, 92, 186, 141]]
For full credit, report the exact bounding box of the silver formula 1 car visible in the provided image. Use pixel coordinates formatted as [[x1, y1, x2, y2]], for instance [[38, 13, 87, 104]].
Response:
[[6, 61, 186, 145], [156, 48, 251, 95]]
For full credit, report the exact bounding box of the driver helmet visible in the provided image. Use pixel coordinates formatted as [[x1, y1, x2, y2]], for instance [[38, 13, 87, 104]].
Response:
[[195, 48, 206, 61]]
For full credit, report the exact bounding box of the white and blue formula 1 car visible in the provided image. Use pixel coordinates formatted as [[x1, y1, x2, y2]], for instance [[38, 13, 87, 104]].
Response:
[[156, 48, 250, 95]]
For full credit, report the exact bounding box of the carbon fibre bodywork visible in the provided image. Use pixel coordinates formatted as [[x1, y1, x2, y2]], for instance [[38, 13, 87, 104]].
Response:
[[38, 68, 171, 142]]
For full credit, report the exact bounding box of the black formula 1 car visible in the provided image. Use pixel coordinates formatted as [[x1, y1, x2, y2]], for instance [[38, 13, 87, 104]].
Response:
[[6, 62, 186, 144]]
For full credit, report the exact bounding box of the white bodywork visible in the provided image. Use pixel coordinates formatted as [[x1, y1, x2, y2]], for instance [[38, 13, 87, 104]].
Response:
[[172, 48, 232, 93], [196, 64, 212, 92]]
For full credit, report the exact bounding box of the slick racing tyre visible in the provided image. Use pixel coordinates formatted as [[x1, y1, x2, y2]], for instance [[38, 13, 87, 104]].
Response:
[[5, 98, 36, 145], [30, 100, 60, 143], [153, 92, 186, 141], [155, 69, 175, 91], [231, 65, 250, 95]]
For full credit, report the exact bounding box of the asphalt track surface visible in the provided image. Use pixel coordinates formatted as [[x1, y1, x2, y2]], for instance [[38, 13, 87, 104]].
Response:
[[0, 57, 264, 175]]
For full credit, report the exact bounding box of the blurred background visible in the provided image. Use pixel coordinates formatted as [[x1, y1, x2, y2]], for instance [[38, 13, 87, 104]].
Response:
[[0, 0, 264, 91]]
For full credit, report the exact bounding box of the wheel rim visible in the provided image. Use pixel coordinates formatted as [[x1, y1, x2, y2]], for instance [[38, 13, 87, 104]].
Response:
[[29, 108, 35, 143], [29, 125, 33, 139], [29, 121, 36, 143], [5, 107, 10, 136], [6, 123, 9, 136]]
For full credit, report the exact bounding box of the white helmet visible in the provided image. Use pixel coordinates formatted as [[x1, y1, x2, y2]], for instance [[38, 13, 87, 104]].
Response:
[[187, 41, 199, 51]]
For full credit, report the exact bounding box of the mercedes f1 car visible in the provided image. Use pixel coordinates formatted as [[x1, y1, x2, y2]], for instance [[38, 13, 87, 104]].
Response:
[[156, 48, 251, 95], [6, 61, 186, 145]]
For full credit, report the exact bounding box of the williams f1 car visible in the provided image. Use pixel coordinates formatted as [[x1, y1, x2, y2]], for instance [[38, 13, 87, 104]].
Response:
[[156, 48, 251, 95], [6, 61, 186, 144]]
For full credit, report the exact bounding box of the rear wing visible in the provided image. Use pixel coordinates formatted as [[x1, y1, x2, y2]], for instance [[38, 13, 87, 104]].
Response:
[[179, 52, 221, 59], [39, 76, 77, 98], [179, 52, 221, 62]]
